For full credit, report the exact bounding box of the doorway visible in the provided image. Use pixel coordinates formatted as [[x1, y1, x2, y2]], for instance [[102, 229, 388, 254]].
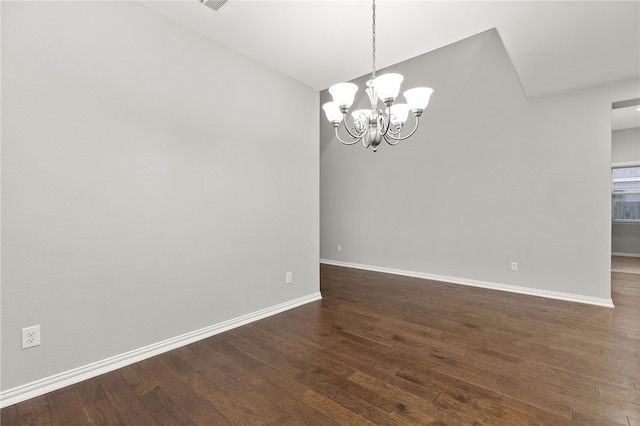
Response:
[[611, 98, 640, 274]]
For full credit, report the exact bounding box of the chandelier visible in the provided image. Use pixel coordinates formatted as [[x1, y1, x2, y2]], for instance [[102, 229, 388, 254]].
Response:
[[322, 0, 433, 152]]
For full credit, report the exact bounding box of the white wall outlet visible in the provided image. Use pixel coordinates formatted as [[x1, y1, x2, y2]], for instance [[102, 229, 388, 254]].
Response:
[[337, 244, 342, 252], [511, 261, 518, 271], [22, 325, 41, 349], [286, 272, 293, 284]]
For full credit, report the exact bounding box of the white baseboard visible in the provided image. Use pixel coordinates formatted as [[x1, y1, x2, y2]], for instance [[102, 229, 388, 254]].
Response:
[[320, 259, 614, 308], [0, 292, 322, 409], [612, 252, 640, 258]]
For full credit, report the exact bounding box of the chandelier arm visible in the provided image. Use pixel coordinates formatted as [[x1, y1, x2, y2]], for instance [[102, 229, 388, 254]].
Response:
[[383, 134, 400, 146], [335, 127, 362, 145], [385, 116, 421, 141], [342, 113, 369, 140], [386, 124, 403, 136]]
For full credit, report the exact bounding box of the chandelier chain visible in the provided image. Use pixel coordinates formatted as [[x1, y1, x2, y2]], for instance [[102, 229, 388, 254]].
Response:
[[371, 0, 376, 78]]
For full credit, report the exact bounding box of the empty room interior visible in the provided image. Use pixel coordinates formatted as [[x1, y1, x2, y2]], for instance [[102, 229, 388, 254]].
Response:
[[1, 0, 639, 424]]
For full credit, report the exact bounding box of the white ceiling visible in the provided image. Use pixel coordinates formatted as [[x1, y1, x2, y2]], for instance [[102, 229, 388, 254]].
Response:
[[141, 0, 640, 97]]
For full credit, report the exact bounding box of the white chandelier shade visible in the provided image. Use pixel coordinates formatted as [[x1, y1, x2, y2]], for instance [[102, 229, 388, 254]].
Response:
[[404, 87, 434, 111], [328, 83, 358, 109], [322, 102, 344, 123], [322, 0, 433, 152], [372, 73, 403, 102], [389, 103, 411, 125], [322, 82, 432, 124]]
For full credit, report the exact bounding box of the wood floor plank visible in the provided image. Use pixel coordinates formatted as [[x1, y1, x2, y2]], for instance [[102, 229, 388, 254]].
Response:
[[11, 395, 54, 426], [295, 366, 412, 426], [137, 355, 229, 424], [138, 385, 196, 426], [73, 379, 126, 425], [0, 404, 18, 425], [97, 370, 160, 424], [1, 264, 638, 424], [189, 338, 307, 424], [200, 334, 340, 425], [45, 385, 91, 425], [300, 390, 378, 426], [169, 346, 267, 424], [118, 362, 161, 396]]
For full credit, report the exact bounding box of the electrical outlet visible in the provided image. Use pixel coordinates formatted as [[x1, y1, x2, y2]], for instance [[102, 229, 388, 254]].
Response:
[[337, 245, 342, 252], [286, 272, 293, 284], [511, 261, 518, 271], [22, 325, 41, 349]]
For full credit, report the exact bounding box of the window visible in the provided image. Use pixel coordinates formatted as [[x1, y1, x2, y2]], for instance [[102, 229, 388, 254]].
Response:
[[612, 166, 640, 222]]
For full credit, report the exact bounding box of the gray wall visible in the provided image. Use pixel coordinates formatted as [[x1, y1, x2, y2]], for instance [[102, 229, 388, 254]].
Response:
[[2, 2, 319, 391], [320, 29, 637, 301], [612, 127, 640, 255], [612, 127, 640, 164]]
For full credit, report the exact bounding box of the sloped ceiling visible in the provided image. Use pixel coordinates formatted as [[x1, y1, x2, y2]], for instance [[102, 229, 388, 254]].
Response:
[[141, 0, 639, 98], [613, 106, 640, 131]]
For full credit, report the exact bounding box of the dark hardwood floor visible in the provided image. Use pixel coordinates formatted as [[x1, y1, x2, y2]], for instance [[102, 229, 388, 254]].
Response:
[[2, 264, 639, 425]]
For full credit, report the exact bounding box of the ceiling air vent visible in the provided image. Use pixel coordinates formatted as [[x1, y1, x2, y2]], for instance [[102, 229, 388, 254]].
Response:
[[199, 0, 228, 12]]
